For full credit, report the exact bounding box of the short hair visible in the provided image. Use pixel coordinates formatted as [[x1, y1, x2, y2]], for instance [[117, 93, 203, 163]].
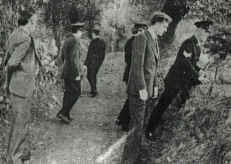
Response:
[[92, 29, 100, 36], [131, 23, 147, 34], [150, 12, 172, 25], [18, 8, 34, 26], [134, 23, 148, 30], [132, 29, 138, 35], [18, 18, 29, 26], [70, 26, 83, 33]]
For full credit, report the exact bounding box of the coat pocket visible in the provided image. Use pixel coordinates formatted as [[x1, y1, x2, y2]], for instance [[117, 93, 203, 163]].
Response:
[[10, 71, 35, 97]]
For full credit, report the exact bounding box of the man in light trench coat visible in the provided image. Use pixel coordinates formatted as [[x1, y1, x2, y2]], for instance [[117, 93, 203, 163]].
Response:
[[3, 9, 42, 164]]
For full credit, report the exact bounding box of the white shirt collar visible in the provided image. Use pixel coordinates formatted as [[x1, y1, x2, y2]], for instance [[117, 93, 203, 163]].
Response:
[[148, 28, 157, 40], [148, 28, 160, 59]]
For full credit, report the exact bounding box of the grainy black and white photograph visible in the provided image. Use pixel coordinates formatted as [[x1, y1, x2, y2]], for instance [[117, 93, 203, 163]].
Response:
[[0, 0, 231, 163]]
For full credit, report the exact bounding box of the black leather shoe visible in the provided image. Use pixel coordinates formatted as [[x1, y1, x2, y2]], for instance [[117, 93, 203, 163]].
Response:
[[67, 116, 74, 121], [56, 112, 61, 119], [121, 125, 129, 132], [115, 119, 121, 126], [115, 119, 129, 132], [88, 92, 98, 98], [58, 114, 70, 124], [19, 149, 31, 162]]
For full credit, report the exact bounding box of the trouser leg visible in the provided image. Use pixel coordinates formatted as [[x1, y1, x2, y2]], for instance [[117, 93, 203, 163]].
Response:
[[117, 99, 130, 128], [59, 79, 81, 118], [61, 92, 79, 118], [121, 95, 145, 164], [147, 87, 179, 133], [7, 95, 31, 162], [175, 85, 192, 110], [87, 68, 97, 93]]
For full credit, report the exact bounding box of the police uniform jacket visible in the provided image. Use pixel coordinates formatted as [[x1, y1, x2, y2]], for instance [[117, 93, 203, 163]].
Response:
[[84, 38, 106, 70], [61, 34, 83, 80], [164, 35, 201, 89]]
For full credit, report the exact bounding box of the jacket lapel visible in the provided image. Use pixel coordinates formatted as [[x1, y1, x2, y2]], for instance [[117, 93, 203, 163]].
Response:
[[145, 31, 159, 65]]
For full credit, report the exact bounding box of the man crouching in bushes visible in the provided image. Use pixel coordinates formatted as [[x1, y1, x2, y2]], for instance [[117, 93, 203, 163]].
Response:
[[146, 19, 213, 141]]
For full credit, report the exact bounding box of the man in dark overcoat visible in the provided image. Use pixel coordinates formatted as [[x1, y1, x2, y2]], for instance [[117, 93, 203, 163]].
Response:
[[84, 26, 106, 97], [56, 19, 86, 124], [116, 23, 148, 131], [146, 20, 213, 140], [121, 12, 172, 164]]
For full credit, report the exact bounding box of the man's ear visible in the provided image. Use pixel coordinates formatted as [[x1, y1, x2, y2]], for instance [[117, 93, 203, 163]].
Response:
[[183, 50, 192, 58]]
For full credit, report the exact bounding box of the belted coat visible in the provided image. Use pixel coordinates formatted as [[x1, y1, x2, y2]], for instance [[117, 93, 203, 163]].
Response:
[[5, 27, 40, 98]]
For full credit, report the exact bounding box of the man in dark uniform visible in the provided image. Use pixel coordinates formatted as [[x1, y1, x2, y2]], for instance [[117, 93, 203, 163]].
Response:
[[84, 26, 106, 97], [146, 20, 213, 140], [116, 23, 148, 131], [56, 17, 86, 124], [121, 12, 172, 164]]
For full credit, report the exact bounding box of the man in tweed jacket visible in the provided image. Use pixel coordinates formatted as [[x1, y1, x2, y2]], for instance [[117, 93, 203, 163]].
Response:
[[146, 20, 213, 141], [122, 12, 172, 164]]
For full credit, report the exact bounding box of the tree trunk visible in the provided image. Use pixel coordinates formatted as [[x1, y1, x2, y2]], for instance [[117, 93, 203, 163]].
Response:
[[160, 0, 189, 46]]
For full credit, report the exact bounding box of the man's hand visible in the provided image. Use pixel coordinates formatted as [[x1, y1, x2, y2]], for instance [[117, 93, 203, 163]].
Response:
[[199, 70, 209, 83], [153, 86, 158, 98], [3, 81, 8, 93], [82, 65, 87, 77], [199, 70, 206, 76], [139, 89, 148, 101], [183, 51, 192, 58], [83, 65, 87, 73], [75, 76, 81, 81], [199, 76, 209, 83]]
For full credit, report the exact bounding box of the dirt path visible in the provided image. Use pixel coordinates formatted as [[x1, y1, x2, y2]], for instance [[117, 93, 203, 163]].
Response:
[[30, 52, 126, 164]]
